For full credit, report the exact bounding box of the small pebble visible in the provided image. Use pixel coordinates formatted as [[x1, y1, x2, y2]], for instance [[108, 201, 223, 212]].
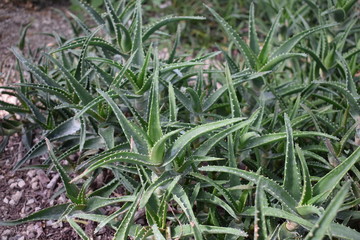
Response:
[[26, 199, 35, 205], [2, 229, 12, 236], [30, 176, 38, 183], [57, 195, 66, 204], [46, 174, 60, 189], [3, 197, 9, 204], [52, 221, 63, 229], [31, 182, 39, 190], [34, 224, 44, 238], [27, 170, 36, 178], [9, 199, 15, 205], [45, 220, 63, 229], [36, 170, 49, 185], [46, 220, 54, 227], [17, 179, 26, 188], [26, 224, 34, 231], [27, 232, 35, 239], [12, 191, 23, 203]]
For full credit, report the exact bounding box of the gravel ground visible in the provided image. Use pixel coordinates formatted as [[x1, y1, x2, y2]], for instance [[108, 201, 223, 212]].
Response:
[[0, 1, 114, 239], [0, 0, 73, 119]]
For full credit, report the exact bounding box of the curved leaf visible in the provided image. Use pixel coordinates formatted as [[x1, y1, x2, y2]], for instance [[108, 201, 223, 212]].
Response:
[[0, 204, 70, 226], [283, 114, 301, 201], [242, 131, 338, 150], [312, 146, 360, 202], [304, 182, 350, 240], [205, 4, 257, 68], [113, 193, 140, 240], [200, 166, 298, 212], [172, 185, 203, 240], [143, 16, 206, 41], [270, 24, 337, 58], [72, 151, 154, 182], [163, 118, 243, 165], [259, 53, 307, 71], [98, 89, 150, 154]]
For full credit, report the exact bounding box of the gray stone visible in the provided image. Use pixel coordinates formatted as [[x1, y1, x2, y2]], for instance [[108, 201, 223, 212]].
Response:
[[31, 182, 39, 190], [17, 180, 26, 188], [11, 191, 23, 203]]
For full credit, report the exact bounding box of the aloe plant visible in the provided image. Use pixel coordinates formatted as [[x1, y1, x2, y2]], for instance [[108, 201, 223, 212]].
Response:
[[1, 0, 360, 239]]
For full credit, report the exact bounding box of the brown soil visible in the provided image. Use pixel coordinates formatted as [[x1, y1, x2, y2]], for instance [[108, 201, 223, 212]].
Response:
[[0, 0, 73, 117], [0, 1, 112, 239], [0, 0, 72, 58]]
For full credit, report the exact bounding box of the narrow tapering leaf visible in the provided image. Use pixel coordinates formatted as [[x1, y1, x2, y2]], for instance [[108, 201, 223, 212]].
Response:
[[296, 145, 312, 205], [205, 4, 257, 68], [168, 83, 177, 121], [243, 131, 338, 150], [283, 114, 301, 200], [304, 182, 350, 240], [194, 116, 253, 156], [113, 193, 140, 240], [241, 207, 360, 239], [98, 89, 149, 154], [131, 0, 144, 66], [75, 0, 105, 25], [163, 118, 243, 165], [248, 3, 259, 55], [140, 172, 180, 208], [172, 225, 247, 238], [44, 53, 94, 105], [254, 177, 267, 240], [312, 146, 360, 202], [200, 166, 298, 212], [45, 138, 79, 202], [143, 16, 206, 42], [104, 0, 122, 47], [74, 25, 103, 80], [72, 151, 154, 182], [66, 217, 90, 240], [0, 204, 70, 226], [14, 118, 81, 170], [314, 81, 360, 119], [259, 53, 307, 71], [173, 185, 203, 240], [150, 129, 182, 165], [258, 10, 282, 64], [270, 24, 337, 58], [147, 50, 162, 144], [11, 48, 60, 88], [225, 64, 241, 118]]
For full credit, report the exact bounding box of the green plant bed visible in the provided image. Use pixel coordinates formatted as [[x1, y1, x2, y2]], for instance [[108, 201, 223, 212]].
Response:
[[1, 0, 360, 239]]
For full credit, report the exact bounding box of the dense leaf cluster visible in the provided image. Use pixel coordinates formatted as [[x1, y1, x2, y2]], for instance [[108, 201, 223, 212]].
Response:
[[1, 0, 360, 239]]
